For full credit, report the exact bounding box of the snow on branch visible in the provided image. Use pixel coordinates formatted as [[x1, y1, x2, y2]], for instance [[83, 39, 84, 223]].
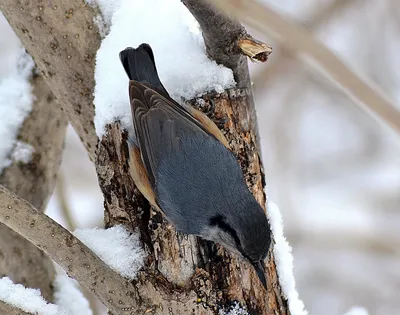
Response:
[[0, 19, 35, 174], [91, 0, 270, 137], [0, 277, 67, 315], [11, 141, 34, 164], [74, 225, 145, 280], [0, 184, 144, 314], [93, 0, 236, 137]]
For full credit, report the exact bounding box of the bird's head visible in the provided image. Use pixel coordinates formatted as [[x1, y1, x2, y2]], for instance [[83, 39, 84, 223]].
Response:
[[202, 196, 271, 289]]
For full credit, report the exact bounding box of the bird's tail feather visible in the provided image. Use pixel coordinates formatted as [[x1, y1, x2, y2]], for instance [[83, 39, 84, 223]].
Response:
[[119, 44, 169, 96]]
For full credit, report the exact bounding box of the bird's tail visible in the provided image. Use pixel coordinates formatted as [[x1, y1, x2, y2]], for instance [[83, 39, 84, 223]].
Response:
[[119, 44, 169, 96]]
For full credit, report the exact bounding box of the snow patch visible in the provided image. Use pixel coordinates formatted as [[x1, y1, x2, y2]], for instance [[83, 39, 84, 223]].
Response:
[[219, 302, 249, 315], [54, 272, 92, 315], [92, 0, 235, 137], [11, 140, 34, 164], [73, 225, 145, 279], [0, 277, 68, 315], [86, 0, 122, 28], [267, 201, 308, 315]]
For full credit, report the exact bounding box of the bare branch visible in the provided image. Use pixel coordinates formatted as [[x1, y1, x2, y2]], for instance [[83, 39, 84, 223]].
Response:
[[182, 0, 271, 86], [0, 300, 31, 315], [56, 173, 103, 315], [56, 173, 76, 231], [209, 0, 400, 136], [0, 184, 144, 315], [0, 74, 67, 301]]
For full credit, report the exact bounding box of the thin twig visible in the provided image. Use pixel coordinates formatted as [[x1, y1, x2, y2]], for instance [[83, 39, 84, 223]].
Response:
[[56, 173, 76, 231], [0, 184, 141, 315], [212, 0, 400, 135], [56, 174, 102, 315]]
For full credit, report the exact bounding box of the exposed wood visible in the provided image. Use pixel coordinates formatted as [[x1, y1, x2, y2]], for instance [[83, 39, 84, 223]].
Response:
[[237, 36, 272, 62], [0, 74, 67, 302]]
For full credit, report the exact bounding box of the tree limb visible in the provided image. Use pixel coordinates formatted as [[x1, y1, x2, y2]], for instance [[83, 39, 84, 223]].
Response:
[[209, 0, 400, 136], [0, 184, 145, 315], [0, 74, 67, 302]]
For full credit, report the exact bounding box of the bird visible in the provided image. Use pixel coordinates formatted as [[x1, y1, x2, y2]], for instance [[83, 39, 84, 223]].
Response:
[[119, 43, 271, 289]]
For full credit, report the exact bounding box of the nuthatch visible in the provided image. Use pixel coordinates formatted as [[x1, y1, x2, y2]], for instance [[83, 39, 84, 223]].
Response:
[[119, 44, 271, 289]]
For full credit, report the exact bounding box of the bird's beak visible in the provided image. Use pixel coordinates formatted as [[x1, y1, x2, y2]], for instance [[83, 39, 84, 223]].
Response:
[[252, 260, 267, 290]]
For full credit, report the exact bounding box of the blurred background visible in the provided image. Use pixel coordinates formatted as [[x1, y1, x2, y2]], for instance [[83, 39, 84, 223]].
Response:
[[2, 0, 400, 314]]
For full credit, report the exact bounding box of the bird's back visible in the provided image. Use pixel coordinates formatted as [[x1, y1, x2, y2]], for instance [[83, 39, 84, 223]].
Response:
[[154, 130, 251, 234]]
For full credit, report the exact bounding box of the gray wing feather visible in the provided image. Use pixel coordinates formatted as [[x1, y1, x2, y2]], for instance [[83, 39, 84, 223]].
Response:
[[129, 81, 207, 187]]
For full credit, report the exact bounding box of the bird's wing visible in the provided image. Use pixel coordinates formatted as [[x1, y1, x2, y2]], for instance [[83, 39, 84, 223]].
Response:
[[129, 81, 209, 187]]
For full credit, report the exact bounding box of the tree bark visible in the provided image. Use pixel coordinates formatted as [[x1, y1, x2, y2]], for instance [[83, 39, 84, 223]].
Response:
[[1, 1, 289, 314], [97, 89, 289, 315], [0, 300, 31, 315], [0, 74, 67, 302]]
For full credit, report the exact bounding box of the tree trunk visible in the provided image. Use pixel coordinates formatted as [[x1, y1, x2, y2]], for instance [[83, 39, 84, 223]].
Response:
[[97, 89, 289, 314]]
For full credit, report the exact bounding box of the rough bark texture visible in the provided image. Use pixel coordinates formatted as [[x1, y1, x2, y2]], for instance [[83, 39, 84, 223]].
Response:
[[0, 300, 31, 315], [0, 74, 67, 302], [96, 90, 288, 315], [0, 0, 101, 158]]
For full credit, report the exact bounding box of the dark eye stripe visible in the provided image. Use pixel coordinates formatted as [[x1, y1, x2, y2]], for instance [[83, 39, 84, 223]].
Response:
[[209, 215, 244, 253]]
